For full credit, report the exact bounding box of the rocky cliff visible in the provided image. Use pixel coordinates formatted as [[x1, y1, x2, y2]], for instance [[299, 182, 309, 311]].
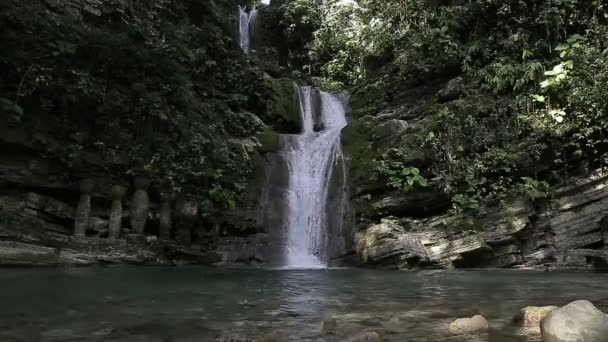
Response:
[[354, 171, 608, 270], [343, 71, 608, 271]]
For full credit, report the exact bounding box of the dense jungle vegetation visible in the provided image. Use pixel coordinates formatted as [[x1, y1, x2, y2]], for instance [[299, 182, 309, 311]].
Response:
[[265, 0, 608, 212], [1, 0, 608, 218], [0, 0, 272, 222]]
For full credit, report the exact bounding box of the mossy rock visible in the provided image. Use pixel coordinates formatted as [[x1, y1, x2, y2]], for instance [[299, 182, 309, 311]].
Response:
[[256, 127, 281, 154], [263, 78, 301, 133], [341, 117, 381, 195]]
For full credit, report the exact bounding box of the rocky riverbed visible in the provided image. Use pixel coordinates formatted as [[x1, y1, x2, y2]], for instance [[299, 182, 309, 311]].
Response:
[[0, 268, 606, 342]]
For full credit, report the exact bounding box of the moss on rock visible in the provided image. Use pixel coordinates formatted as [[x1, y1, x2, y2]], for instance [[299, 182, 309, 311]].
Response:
[[263, 78, 302, 133], [256, 127, 281, 154]]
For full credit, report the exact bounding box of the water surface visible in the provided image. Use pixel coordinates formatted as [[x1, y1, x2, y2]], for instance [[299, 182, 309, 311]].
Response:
[[0, 268, 606, 341]]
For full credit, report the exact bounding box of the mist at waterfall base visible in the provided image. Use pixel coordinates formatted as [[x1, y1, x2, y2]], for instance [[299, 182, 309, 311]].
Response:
[[2, 268, 607, 341]]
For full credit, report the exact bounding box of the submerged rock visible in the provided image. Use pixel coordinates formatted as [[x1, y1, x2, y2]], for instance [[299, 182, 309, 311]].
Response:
[[513, 306, 559, 328], [540, 300, 608, 342], [448, 315, 489, 334], [321, 317, 338, 335]]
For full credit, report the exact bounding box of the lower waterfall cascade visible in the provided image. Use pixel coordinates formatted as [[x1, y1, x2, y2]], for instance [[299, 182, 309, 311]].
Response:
[[258, 85, 349, 268]]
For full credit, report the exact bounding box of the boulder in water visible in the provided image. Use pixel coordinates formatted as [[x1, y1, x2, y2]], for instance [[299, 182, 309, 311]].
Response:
[[448, 315, 489, 334], [540, 300, 608, 342], [513, 306, 559, 328]]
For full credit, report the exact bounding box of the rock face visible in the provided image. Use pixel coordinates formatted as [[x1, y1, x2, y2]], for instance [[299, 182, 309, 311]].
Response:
[[129, 177, 150, 234], [541, 300, 608, 342], [437, 77, 465, 102], [355, 221, 428, 268], [355, 172, 608, 270], [513, 306, 559, 328], [108, 185, 127, 238], [448, 315, 489, 334], [74, 179, 94, 236]]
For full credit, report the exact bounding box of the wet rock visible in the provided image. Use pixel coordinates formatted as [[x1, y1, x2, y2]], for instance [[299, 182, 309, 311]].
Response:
[[266, 78, 302, 134], [486, 253, 523, 268], [512, 306, 559, 328], [0, 241, 58, 266], [540, 300, 608, 342], [24, 192, 74, 221], [216, 234, 270, 265], [426, 234, 490, 261], [343, 331, 383, 342], [256, 127, 281, 154], [448, 315, 489, 334], [355, 221, 428, 267]]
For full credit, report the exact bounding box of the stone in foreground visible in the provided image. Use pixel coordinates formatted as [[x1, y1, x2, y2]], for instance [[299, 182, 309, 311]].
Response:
[[448, 315, 489, 334], [540, 300, 608, 342], [513, 306, 559, 328]]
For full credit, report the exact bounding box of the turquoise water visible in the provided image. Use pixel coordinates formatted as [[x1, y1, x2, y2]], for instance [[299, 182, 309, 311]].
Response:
[[0, 268, 606, 341]]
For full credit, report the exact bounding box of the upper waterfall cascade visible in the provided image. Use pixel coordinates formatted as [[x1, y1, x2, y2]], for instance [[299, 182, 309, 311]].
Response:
[[279, 86, 348, 268], [238, 6, 258, 54]]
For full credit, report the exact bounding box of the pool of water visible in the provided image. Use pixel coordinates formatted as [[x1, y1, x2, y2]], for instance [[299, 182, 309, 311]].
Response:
[[0, 268, 606, 341]]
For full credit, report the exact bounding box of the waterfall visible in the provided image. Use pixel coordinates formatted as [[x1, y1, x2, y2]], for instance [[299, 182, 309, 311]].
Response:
[[279, 86, 348, 268], [238, 6, 258, 54]]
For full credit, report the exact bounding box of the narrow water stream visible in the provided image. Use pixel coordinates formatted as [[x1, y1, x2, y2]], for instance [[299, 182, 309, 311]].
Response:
[[0, 268, 606, 341], [238, 5, 257, 54]]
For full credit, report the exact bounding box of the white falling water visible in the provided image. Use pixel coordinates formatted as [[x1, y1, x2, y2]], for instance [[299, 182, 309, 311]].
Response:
[[238, 6, 258, 54], [281, 86, 348, 268]]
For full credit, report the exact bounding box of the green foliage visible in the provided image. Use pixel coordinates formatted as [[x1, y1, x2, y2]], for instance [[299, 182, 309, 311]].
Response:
[[0, 0, 270, 215], [375, 149, 429, 192], [520, 177, 550, 200], [296, 0, 608, 213]]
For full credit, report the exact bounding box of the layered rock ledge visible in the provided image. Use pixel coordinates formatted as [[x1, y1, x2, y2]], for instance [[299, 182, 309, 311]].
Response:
[[355, 172, 608, 270]]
